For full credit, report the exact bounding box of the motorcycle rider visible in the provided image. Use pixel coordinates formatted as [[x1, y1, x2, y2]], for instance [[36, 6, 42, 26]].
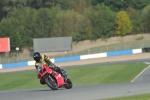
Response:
[[33, 52, 67, 85]]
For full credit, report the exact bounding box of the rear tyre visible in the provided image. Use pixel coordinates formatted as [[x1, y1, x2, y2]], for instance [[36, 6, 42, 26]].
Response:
[[64, 79, 73, 89], [44, 75, 58, 90]]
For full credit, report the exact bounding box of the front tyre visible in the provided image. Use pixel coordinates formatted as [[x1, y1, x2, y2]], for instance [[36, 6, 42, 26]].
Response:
[[44, 75, 58, 90], [64, 79, 73, 89]]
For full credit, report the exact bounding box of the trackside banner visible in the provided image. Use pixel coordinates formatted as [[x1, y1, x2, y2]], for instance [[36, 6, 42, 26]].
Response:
[[0, 37, 10, 52]]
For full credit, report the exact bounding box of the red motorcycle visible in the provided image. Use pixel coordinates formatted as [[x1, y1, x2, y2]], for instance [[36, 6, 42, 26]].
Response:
[[37, 64, 73, 90]]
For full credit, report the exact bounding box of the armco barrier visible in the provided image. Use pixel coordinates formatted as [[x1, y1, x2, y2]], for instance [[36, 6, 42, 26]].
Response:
[[80, 53, 107, 60], [2, 62, 28, 69], [107, 50, 133, 57], [132, 49, 142, 54], [54, 56, 80, 62], [142, 47, 150, 52], [0, 64, 2, 69], [0, 48, 142, 69]]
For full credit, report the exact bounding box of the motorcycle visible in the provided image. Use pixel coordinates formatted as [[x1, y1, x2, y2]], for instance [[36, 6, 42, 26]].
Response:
[[37, 64, 73, 90]]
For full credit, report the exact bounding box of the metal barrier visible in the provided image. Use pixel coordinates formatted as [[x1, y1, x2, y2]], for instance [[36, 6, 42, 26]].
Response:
[[0, 48, 142, 69]]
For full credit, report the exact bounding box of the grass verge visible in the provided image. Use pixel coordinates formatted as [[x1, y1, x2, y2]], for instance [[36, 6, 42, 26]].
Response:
[[0, 62, 148, 91], [101, 93, 150, 100]]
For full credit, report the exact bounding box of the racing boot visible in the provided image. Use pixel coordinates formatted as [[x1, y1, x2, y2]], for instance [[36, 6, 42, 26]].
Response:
[[54, 66, 68, 82]]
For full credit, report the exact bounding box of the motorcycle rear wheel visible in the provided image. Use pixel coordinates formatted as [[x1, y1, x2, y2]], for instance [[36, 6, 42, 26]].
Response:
[[64, 79, 73, 89]]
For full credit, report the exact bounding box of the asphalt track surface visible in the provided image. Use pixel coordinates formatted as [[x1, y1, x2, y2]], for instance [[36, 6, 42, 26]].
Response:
[[0, 59, 150, 100]]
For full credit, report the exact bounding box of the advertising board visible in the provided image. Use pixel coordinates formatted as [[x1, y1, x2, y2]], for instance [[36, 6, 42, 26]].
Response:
[[0, 38, 10, 52]]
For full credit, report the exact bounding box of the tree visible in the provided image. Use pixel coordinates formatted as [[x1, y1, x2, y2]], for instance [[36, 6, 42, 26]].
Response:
[[69, 0, 91, 13], [90, 4, 116, 39], [52, 9, 83, 39], [34, 8, 54, 38], [1, 0, 29, 18], [91, 0, 150, 11], [115, 11, 132, 36], [74, 15, 92, 41], [127, 7, 142, 34], [142, 4, 150, 33], [22, 8, 38, 47]]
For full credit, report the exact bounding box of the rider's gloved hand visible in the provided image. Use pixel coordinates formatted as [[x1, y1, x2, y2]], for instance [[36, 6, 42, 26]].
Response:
[[48, 63, 55, 68], [48, 64, 52, 68]]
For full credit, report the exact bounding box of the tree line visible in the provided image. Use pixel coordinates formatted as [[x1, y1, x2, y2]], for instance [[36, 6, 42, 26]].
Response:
[[0, 0, 150, 52]]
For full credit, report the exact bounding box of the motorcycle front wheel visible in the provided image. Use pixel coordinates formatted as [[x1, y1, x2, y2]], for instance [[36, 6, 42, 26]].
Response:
[[44, 74, 58, 90]]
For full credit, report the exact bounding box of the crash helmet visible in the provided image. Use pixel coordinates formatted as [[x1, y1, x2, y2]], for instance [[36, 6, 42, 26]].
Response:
[[33, 52, 41, 62]]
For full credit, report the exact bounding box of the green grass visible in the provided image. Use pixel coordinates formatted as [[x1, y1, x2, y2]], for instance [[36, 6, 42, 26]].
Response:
[[67, 62, 147, 86], [0, 62, 148, 91], [0, 71, 48, 90], [101, 93, 150, 100]]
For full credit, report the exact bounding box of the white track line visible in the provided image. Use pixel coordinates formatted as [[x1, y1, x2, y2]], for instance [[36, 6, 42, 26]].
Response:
[[131, 65, 150, 82]]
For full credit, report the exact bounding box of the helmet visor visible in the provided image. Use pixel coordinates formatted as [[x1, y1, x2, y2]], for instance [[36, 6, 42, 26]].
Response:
[[34, 57, 40, 62]]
